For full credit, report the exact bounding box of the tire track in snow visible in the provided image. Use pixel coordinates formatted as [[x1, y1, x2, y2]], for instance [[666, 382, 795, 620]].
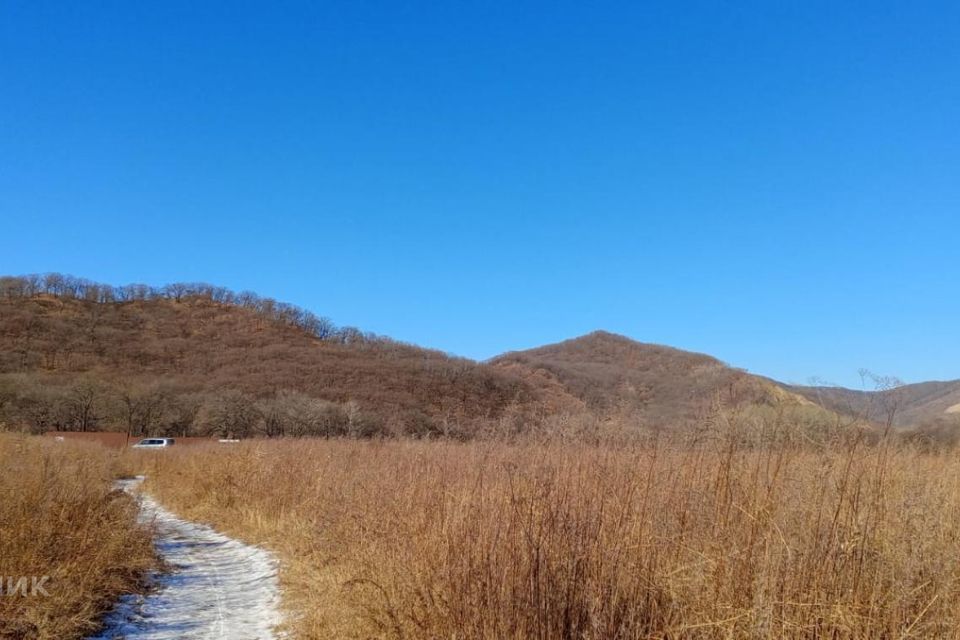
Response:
[[89, 477, 283, 640]]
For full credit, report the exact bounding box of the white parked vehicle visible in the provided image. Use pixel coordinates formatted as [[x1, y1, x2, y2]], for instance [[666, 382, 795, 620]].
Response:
[[132, 437, 176, 449]]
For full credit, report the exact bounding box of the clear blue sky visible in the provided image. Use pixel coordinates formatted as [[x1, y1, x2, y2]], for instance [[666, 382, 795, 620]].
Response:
[[2, 2, 958, 388]]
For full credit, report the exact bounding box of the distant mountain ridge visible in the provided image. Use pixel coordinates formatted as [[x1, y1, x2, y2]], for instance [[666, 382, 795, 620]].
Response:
[[0, 274, 956, 436], [490, 331, 960, 429], [788, 380, 960, 428], [490, 331, 813, 428]]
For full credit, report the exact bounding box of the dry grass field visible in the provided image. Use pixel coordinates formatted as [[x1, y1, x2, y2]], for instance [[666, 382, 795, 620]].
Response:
[[132, 424, 960, 639], [0, 434, 155, 640]]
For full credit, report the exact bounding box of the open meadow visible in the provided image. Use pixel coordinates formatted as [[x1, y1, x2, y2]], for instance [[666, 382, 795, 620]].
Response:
[[121, 427, 960, 639], [5, 419, 960, 638]]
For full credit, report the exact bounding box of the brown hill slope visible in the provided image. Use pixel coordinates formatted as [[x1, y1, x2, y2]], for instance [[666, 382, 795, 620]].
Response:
[[0, 275, 560, 437], [789, 380, 960, 429], [491, 331, 808, 428], [6, 274, 946, 439]]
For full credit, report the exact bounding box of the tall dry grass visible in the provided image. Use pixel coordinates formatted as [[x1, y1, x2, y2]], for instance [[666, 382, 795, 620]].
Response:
[[0, 434, 155, 640], [140, 428, 960, 639]]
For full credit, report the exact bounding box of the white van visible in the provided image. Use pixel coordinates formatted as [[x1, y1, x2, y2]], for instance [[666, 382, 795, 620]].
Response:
[[132, 437, 176, 449]]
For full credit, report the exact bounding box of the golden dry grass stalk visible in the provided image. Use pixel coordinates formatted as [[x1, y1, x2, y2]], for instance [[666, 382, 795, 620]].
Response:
[[0, 434, 155, 640], [137, 433, 960, 639]]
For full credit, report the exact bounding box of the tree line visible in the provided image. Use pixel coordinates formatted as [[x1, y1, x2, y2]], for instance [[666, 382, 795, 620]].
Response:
[[0, 273, 538, 439], [0, 273, 380, 345], [0, 374, 387, 438]]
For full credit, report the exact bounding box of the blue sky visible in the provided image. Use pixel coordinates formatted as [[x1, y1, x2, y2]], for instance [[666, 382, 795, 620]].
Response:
[[1, 1, 958, 388]]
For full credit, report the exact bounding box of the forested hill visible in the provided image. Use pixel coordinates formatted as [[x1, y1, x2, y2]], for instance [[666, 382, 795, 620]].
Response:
[[0, 274, 556, 438], [491, 332, 960, 433], [491, 331, 814, 427], [7, 274, 943, 441], [788, 380, 960, 429]]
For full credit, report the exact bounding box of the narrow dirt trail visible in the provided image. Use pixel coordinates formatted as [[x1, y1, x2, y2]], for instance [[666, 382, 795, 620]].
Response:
[[89, 478, 283, 640]]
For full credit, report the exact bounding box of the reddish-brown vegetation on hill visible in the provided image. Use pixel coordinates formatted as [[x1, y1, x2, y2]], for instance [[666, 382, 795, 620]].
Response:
[[10, 274, 948, 440], [789, 379, 960, 430], [0, 274, 559, 438], [491, 331, 804, 428]]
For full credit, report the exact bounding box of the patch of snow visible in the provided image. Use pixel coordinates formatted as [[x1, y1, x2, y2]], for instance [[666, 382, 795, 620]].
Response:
[[89, 477, 283, 640]]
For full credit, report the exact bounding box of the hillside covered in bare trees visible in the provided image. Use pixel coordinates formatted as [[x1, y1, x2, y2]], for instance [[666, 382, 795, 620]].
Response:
[[491, 331, 808, 427], [3, 273, 956, 441], [0, 274, 554, 438]]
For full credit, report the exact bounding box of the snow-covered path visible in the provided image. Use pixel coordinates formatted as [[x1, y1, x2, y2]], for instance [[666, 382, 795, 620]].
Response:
[[89, 477, 283, 640]]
